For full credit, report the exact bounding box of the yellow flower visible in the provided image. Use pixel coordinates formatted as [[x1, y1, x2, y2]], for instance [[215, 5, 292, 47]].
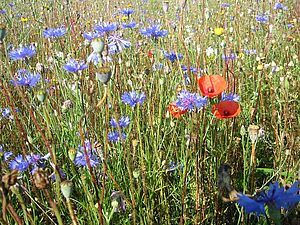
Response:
[[257, 64, 263, 71], [121, 16, 128, 21], [21, 17, 28, 22], [127, 4, 132, 7], [214, 27, 224, 36]]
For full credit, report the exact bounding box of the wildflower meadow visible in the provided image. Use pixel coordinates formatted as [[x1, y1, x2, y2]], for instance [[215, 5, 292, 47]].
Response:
[[0, 0, 300, 224]]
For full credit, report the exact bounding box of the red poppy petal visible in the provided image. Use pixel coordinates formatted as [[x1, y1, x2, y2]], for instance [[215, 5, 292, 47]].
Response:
[[212, 101, 241, 119], [197, 75, 227, 98]]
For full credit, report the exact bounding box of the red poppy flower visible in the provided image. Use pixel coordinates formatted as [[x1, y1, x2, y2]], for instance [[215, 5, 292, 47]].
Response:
[[212, 101, 241, 119], [197, 75, 227, 98], [167, 102, 187, 118]]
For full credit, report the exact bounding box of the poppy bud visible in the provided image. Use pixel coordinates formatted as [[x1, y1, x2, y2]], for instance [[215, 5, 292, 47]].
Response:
[[68, 148, 77, 161], [61, 180, 73, 199]]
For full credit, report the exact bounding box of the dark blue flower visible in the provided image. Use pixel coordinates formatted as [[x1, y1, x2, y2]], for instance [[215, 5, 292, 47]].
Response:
[[256, 14, 269, 23], [43, 27, 66, 38], [274, 2, 288, 10], [94, 22, 118, 34], [181, 65, 199, 74], [221, 93, 240, 102], [110, 116, 130, 128], [121, 91, 146, 107], [140, 24, 168, 39], [238, 181, 300, 216], [120, 8, 135, 16], [108, 131, 127, 143], [164, 50, 183, 63], [9, 46, 36, 60], [63, 58, 88, 73], [121, 21, 137, 29], [10, 69, 41, 87], [176, 90, 207, 111]]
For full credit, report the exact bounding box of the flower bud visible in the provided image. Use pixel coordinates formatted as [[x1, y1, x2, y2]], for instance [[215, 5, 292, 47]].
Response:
[[68, 148, 77, 161], [60, 180, 73, 199], [37, 90, 46, 102]]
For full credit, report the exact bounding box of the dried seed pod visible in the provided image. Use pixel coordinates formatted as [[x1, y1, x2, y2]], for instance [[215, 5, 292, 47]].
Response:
[[33, 168, 49, 189]]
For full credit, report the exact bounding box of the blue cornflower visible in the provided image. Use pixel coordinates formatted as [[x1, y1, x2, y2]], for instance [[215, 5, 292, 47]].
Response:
[[0, 145, 13, 161], [108, 35, 131, 54], [274, 2, 288, 10], [140, 24, 168, 39], [238, 181, 300, 216], [74, 140, 100, 167], [243, 49, 257, 55], [176, 90, 208, 111], [121, 91, 146, 108], [287, 24, 294, 29], [63, 58, 88, 73], [121, 21, 137, 29], [181, 65, 199, 74], [1, 107, 11, 118], [256, 14, 269, 23], [110, 116, 130, 128], [87, 52, 101, 65], [164, 50, 183, 63], [120, 8, 135, 16], [94, 22, 118, 34], [221, 92, 240, 102], [83, 31, 102, 41], [43, 27, 66, 38], [220, 3, 230, 8], [10, 69, 41, 87], [222, 53, 237, 61], [9, 155, 30, 172], [108, 131, 127, 143], [9, 46, 36, 60], [0, 9, 6, 14]]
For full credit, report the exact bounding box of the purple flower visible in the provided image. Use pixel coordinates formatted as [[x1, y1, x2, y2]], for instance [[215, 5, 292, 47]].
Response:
[[10, 69, 41, 87], [121, 21, 137, 29], [1, 107, 11, 118], [120, 8, 135, 16], [9, 46, 36, 60], [43, 27, 66, 38], [110, 116, 130, 128], [140, 24, 168, 39], [0, 145, 13, 161], [256, 14, 269, 23], [181, 65, 199, 74], [164, 50, 183, 63], [243, 49, 257, 55], [94, 22, 118, 34], [0, 9, 6, 14], [63, 58, 88, 73], [87, 52, 101, 65], [221, 92, 240, 102], [108, 131, 127, 143], [274, 2, 288, 10], [176, 90, 207, 111], [121, 91, 146, 107]]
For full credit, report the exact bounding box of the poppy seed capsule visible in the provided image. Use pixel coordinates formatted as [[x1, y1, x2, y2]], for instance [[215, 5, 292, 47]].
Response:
[[207, 87, 214, 93], [96, 66, 112, 85]]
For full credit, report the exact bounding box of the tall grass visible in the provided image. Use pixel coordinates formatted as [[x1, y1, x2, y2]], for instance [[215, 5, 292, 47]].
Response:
[[0, 0, 299, 224]]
